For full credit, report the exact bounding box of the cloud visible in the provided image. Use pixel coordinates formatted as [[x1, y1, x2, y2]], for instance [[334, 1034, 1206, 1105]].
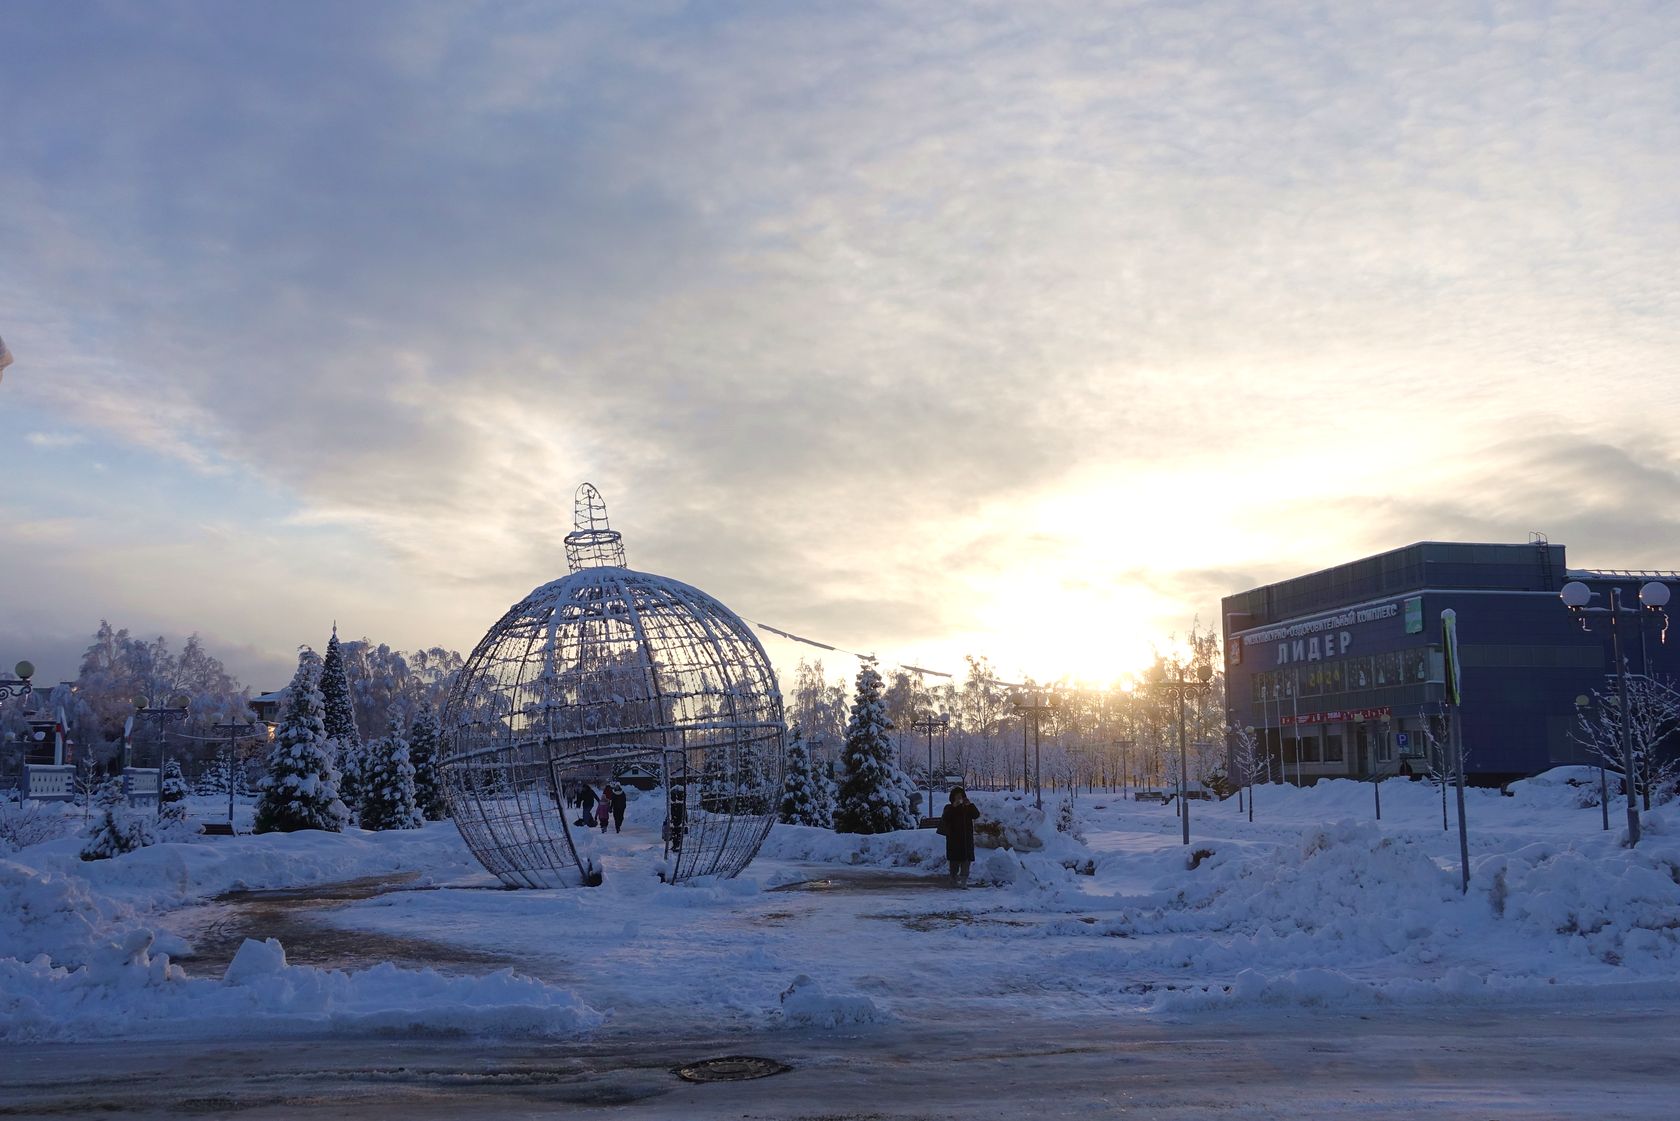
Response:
[[3, 1, 1679, 680]]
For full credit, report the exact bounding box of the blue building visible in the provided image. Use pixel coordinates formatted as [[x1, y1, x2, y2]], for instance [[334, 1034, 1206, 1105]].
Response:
[[1220, 541, 1680, 785]]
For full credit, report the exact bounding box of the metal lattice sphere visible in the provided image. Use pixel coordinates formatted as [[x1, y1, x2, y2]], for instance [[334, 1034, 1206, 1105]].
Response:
[[441, 485, 786, 887]]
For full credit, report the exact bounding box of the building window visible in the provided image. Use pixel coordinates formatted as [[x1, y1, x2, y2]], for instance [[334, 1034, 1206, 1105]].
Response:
[[1324, 734, 1345, 763], [1346, 656, 1373, 690], [1376, 728, 1395, 764], [1374, 651, 1401, 687], [1299, 734, 1322, 764]]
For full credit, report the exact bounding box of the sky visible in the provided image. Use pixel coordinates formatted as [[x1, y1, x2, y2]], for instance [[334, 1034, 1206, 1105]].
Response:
[[4, 0, 1680, 694]]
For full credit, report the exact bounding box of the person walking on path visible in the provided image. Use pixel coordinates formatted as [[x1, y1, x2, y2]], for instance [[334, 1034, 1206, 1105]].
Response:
[[608, 781, 627, 833], [940, 786, 981, 887], [596, 791, 613, 833], [575, 783, 598, 827]]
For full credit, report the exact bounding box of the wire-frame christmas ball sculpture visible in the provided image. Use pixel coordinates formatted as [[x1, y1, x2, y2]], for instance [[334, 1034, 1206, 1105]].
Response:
[[440, 484, 786, 887]]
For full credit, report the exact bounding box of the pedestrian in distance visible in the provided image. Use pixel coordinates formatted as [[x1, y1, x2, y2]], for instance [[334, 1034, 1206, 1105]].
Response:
[[596, 791, 613, 833], [608, 780, 627, 833], [939, 786, 981, 887]]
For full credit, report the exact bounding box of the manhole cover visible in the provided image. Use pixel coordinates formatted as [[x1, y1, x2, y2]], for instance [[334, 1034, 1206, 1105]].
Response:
[[674, 1056, 790, 1083]]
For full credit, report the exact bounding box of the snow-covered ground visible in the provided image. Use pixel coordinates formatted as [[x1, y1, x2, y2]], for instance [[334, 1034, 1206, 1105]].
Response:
[[3, 773, 1678, 1044]]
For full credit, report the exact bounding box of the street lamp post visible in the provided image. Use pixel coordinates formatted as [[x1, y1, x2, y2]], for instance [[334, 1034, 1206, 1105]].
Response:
[[1009, 690, 1058, 810], [1148, 662, 1215, 846], [133, 694, 190, 819], [1561, 579, 1671, 846], [1574, 694, 1611, 832], [911, 711, 950, 821], [211, 719, 262, 828], [1242, 725, 1257, 822]]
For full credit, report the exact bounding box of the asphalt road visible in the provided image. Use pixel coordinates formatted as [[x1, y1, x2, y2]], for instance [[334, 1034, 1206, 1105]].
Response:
[[3, 1001, 1673, 1120]]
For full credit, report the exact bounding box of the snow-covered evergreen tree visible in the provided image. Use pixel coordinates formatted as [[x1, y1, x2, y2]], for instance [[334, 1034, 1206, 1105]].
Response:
[[320, 626, 365, 815], [834, 663, 916, 834], [194, 760, 225, 798], [253, 649, 350, 834], [360, 717, 424, 831], [778, 724, 833, 827], [407, 701, 446, 820], [159, 759, 190, 833], [81, 777, 153, 860]]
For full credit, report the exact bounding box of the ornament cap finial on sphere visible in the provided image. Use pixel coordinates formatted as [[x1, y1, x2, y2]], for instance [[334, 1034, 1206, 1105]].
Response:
[[442, 485, 786, 888], [563, 482, 627, 572]]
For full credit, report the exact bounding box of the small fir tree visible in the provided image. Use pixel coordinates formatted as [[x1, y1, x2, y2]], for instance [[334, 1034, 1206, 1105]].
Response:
[[407, 701, 447, 820], [778, 725, 834, 827], [159, 759, 190, 833], [81, 777, 153, 860], [834, 663, 916, 834], [360, 717, 424, 831], [254, 649, 350, 834], [320, 625, 365, 813]]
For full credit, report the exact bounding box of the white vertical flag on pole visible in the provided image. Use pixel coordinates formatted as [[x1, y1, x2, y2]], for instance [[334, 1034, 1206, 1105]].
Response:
[[0, 335, 14, 384]]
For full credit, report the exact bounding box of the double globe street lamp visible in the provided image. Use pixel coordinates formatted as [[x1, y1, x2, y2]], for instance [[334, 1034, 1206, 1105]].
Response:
[[1560, 578, 1671, 847]]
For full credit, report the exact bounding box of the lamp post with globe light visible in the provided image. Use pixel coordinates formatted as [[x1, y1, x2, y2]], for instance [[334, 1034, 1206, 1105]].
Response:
[[1, 660, 33, 705], [1148, 660, 1215, 845], [1009, 689, 1058, 810], [1560, 579, 1672, 847], [911, 710, 950, 821], [132, 694, 190, 818]]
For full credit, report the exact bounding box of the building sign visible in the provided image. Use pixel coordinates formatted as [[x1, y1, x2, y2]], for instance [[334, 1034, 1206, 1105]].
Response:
[[1240, 601, 1402, 666], [1404, 596, 1423, 634], [1281, 706, 1393, 727]]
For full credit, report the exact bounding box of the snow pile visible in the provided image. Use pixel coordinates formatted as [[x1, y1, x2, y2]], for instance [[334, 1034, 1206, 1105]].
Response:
[[0, 860, 133, 965], [775, 974, 885, 1029], [30, 821, 484, 910], [1, 932, 605, 1043], [1488, 839, 1680, 967], [759, 822, 943, 868]]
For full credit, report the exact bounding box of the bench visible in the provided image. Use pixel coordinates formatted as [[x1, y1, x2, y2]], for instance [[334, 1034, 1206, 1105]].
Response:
[[1132, 790, 1171, 804]]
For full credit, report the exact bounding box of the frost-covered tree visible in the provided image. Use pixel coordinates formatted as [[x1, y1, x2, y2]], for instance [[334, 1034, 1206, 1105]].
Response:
[[81, 777, 153, 860], [159, 759, 190, 833], [74, 621, 249, 744], [778, 724, 833, 827], [253, 649, 350, 834], [407, 701, 447, 820], [1574, 675, 1680, 809], [360, 717, 424, 831], [834, 663, 916, 834], [320, 626, 364, 813]]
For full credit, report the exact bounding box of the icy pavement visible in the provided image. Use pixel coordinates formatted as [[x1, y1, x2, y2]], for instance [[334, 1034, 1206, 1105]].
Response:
[[3, 774, 1679, 1073]]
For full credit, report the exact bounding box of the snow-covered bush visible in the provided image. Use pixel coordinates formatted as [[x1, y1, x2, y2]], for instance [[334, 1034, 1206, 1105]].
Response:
[[253, 649, 350, 834], [158, 759, 190, 835], [0, 799, 74, 853], [80, 778, 154, 861], [360, 717, 424, 831]]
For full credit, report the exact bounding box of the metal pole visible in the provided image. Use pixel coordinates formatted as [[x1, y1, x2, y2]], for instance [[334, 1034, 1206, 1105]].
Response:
[[1177, 682, 1190, 845], [1033, 708, 1042, 810], [1022, 714, 1029, 795], [1609, 588, 1642, 846], [1451, 702, 1470, 893]]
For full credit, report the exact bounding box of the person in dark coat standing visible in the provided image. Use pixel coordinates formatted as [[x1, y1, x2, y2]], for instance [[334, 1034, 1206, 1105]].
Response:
[[575, 783, 598, 827], [607, 781, 627, 833], [940, 786, 981, 887]]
